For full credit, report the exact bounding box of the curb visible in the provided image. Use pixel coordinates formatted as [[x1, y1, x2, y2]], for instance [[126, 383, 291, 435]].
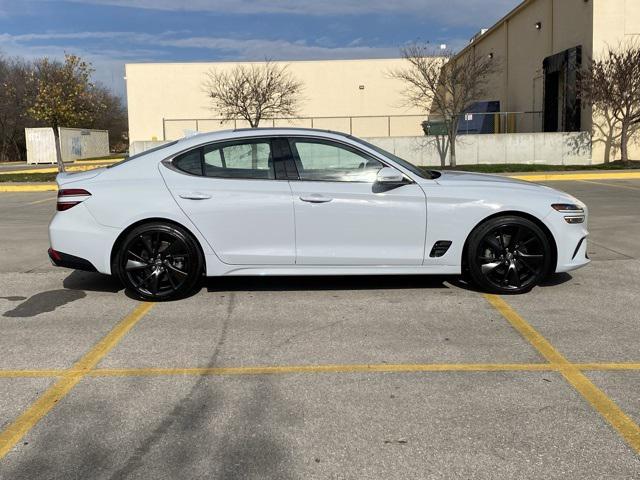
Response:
[[0, 184, 58, 192], [509, 172, 640, 181]]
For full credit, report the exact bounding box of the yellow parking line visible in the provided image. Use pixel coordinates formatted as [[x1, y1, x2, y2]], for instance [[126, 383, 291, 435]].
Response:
[[87, 363, 557, 378], [0, 302, 154, 460], [0, 370, 65, 378], [1, 362, 640, 379], [510, 172, 640, 182], [485, 294, 640, 454], [578, 363, 640, 371], [578, 179, 640, 191]]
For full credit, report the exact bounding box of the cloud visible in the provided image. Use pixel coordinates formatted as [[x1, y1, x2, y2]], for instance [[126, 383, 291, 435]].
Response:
[[58, 0, 520, 27], [0, 30, 409, 96], [0, 30, 404, 60]]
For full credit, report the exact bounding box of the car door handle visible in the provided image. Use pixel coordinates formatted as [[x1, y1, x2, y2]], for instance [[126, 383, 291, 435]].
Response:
[[299, 194, 333, 204], [179, 192, 211, 200]]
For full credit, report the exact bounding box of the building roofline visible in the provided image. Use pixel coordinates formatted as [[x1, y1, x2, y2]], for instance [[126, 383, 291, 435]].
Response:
[[454, 0, 531, 59], [125, 57, 405, 68]]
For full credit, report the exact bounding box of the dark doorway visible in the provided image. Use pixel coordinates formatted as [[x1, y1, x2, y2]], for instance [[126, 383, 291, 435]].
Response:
[[543, 46, 582, 132]]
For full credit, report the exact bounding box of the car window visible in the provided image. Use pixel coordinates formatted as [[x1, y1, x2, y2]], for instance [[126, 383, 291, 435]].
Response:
[[291, 139, 383, 182], [204, 141, 274, 179], [173, 148, 202, 175]]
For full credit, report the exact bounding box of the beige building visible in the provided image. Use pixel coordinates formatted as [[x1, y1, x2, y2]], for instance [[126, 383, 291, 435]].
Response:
[[455, 0, 640, 162], [125, 58, 426, 147]]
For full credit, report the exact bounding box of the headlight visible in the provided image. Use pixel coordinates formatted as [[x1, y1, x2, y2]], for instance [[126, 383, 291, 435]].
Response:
[[552, 204, 585, 224], [551, 203, 584, 213]]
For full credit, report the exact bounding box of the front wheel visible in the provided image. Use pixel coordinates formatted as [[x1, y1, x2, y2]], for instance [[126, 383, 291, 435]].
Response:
[[115, 222, 203, 300], [467, 216, 552, 294]]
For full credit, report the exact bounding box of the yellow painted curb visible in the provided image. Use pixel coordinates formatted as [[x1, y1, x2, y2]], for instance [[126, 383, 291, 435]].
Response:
[[0, 163, 116, 175], [0, 184, 57, 192], [510, 172, 640, 182]]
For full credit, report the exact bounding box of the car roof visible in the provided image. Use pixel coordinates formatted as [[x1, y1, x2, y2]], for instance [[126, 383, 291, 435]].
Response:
[[173, 127, 353, 148]]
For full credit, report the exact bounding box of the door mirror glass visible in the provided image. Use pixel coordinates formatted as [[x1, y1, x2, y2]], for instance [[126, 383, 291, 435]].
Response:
[[376, 167, 404, 184]]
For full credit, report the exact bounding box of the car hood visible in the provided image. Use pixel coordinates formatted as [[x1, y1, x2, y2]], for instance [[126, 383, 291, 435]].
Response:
[[426, 170, 584, 206], [431, 170, 540, 187]]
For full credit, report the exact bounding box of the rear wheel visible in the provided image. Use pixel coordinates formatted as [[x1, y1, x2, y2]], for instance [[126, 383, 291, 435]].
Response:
[[115, 222, 203, 300], [467, 216, 552, 294]]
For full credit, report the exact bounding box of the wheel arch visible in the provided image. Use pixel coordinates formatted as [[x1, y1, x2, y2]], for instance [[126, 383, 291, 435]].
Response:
[[109, 217, 207, 276], [461, 210, 558, 275]]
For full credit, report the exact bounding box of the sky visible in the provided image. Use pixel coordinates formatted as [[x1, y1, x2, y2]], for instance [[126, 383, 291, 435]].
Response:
[[0, 0, 522, 98]]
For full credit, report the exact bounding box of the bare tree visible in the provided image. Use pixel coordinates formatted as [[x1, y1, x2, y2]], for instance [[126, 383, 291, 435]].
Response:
[[581, 41, 640, 163], [203, 60, 303, 128], [391, 44, 499, 167]]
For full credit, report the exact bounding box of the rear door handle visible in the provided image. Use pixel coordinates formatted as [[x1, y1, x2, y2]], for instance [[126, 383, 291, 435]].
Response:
[[299, 194, 333, 204], [179, 192, 211, 200]]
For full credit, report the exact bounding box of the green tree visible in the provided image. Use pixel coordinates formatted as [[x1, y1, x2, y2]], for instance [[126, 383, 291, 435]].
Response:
[[27, 54, 105, 171]]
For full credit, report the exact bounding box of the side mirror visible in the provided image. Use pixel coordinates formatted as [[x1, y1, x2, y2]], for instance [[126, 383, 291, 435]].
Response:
[[376, 167, 404, 184]]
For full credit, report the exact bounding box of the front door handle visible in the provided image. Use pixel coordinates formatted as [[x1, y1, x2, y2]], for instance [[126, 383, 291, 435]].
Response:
[[299, 194, 333, 204], [179, 192, 211, 200]]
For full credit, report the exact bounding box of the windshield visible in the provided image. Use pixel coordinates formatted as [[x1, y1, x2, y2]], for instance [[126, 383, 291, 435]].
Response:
[[107, 141, 179, 169], [346, 135, 436, 179]]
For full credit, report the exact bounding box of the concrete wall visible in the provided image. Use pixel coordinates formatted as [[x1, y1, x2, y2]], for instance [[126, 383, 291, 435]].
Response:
[[368, 132, 592, 167], [125, 58, 427, 144]]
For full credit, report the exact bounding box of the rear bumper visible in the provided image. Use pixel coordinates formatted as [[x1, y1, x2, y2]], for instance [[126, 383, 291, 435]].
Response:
[[48, 203, 119, 274], [48, 248, 97, 272]]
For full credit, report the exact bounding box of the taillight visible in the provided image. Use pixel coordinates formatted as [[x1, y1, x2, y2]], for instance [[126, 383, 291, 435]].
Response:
[[57, 188, 91, 211]]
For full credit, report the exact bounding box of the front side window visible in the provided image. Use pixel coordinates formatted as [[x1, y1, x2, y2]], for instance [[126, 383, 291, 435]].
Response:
[[291, 139, 383, 182], [172, 140, 275, 179]]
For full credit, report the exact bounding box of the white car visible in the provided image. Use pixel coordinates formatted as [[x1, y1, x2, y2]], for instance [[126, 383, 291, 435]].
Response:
[[49, 128, 589, 300]]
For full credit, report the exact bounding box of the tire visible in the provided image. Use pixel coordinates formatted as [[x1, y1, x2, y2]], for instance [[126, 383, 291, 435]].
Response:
[[466, 215, 552, 294], [114, 222, 204, 301]]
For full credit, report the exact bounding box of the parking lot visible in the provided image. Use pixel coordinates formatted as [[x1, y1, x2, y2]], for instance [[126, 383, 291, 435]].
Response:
[[0, 179, 639, 479]]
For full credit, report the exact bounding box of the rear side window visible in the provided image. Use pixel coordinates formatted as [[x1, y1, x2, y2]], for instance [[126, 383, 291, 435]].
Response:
[[171, 140, 275, 180], [204, 141, 274, 179], [173, 149, 202, 175]]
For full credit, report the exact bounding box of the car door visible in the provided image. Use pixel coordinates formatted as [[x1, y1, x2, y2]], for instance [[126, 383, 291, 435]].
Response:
[[287, 137, 427, 265], [160, 137, 295, 265]]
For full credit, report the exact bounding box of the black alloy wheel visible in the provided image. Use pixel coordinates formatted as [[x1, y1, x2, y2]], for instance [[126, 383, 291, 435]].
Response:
[[467, 216, 552, 294], [115, 222, 203, 300]]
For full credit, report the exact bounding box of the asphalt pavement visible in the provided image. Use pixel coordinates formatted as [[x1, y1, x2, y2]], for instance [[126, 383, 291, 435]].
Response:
[[0, 179, 639, 479]]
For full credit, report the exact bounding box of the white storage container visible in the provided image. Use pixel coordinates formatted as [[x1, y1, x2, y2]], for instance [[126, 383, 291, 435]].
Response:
[[25, 127, 109, 164]]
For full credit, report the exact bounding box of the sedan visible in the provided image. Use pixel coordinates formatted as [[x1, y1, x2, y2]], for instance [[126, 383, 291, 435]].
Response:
[[49, 128, 589, 300]]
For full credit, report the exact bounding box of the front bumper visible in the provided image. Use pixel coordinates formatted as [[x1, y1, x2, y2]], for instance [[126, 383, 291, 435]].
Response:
[[544, 211, 591, 273]]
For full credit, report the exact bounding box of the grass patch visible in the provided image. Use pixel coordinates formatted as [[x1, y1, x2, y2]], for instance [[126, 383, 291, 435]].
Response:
[[421, 160, 640, 174], [0, 172, 58, 182]]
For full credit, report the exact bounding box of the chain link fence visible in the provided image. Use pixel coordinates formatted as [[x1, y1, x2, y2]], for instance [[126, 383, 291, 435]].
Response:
[[162, 115, 427, 141]]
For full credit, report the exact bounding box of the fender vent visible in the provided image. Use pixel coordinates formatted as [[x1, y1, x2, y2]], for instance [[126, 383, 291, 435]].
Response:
[[430, 241, 452, 258]]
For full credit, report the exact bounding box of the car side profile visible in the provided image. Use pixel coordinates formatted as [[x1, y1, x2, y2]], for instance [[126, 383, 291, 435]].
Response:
[[48, 128, 589, 300]]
